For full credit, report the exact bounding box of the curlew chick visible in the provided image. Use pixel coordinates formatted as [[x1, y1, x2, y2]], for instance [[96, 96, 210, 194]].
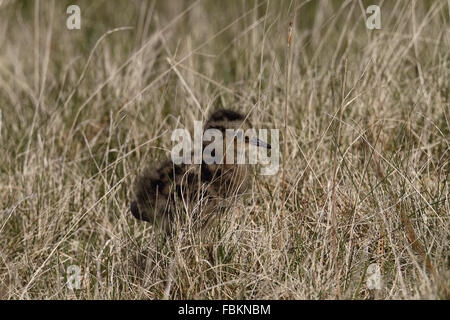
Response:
[[130, 109, 270, 232]]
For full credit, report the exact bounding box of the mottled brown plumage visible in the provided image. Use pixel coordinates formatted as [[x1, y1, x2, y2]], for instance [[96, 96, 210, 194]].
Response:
[[130, 109, 269, 232]]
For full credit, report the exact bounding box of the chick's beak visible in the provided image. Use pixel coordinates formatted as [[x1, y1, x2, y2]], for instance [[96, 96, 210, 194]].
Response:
[[248, 137, 271, 149]]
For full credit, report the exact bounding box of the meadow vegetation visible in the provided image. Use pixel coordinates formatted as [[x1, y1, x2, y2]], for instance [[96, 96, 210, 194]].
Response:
[[0, 0, 448, 299]]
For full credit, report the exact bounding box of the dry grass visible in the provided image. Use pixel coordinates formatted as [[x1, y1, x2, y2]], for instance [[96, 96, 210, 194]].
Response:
[[0, 0, 448, 299]]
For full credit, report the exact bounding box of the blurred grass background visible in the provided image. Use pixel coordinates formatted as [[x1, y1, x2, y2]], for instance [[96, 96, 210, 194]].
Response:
[[0, 0, 448, 299]]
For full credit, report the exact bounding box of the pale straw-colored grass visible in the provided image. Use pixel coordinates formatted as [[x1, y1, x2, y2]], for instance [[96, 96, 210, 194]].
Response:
[[0, 0, 448, 299]]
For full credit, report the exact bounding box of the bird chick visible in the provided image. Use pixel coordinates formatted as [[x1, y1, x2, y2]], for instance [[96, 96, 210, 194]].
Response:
[[130, 109, 270, 232]]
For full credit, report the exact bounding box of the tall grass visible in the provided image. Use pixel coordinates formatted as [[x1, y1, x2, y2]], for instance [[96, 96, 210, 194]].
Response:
[[0, 0, 448, 299]]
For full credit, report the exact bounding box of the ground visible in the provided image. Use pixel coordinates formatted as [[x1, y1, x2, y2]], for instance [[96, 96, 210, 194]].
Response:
[[0, 0, 448, 299]]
